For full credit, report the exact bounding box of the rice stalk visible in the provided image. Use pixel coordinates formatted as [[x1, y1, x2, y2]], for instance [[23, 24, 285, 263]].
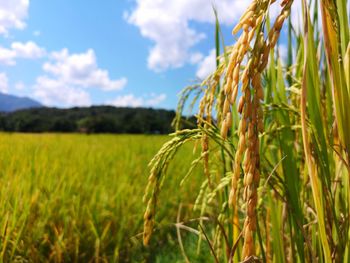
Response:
[[144, 0, 350, 261]]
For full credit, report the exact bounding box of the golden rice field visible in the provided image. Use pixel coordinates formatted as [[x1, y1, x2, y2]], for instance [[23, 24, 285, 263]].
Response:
[[0, 133, 209, 262], [0, 1, 349, 262]]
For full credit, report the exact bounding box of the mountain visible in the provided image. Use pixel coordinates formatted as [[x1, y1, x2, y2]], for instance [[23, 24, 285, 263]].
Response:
[[0, 93, 42, 112]]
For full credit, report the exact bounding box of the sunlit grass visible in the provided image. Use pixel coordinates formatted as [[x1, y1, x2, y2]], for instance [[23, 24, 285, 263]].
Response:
[[0, 133, 205, 262]]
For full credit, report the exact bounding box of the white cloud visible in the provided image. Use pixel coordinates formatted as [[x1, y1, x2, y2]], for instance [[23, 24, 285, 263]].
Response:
[[287, 1, 304, 32], [190, 52, 204, 64], [107, 94, 143, 107], [0, 72, 9, 93], [146, 93, 166, 106], [0, 0, 29, 35], [126, 0, 311, 72], [0, 46, 16, 65], [11, 41, 46, 58], [126, 0, 251, 71], [0, 41, 46, 65], [107, 93, 166, 108], [277, 43, 292, 66], [15, 81, 25, 90], [33, 76, 91, 107], [43, 49, 127, 91], [271, 1, 311, 33], [196, 49, 216, 80], [33, 48, 128, 107]]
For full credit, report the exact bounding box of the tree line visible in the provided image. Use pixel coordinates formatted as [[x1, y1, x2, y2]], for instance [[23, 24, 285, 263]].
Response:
[[0, 106, 196, 134]]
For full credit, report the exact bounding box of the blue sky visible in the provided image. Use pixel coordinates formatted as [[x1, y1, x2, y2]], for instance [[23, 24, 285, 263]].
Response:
[[0, 0, 303, 109]]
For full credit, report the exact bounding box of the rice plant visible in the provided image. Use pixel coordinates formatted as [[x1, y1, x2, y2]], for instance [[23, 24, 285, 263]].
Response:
[[0, 134, 204, 262], [143, 0, 350, 262]]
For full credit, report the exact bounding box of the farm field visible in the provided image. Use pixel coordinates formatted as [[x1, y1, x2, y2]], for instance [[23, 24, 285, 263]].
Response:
[[0, 0, 349, 262], [0, 133, 208, 262]]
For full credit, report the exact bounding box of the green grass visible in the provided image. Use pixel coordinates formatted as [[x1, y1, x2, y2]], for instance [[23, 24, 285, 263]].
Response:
[[0, 133, 208, 262]]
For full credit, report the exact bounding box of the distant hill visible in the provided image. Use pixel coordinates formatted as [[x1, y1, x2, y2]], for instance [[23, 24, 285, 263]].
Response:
[[0, 93, 42, 112], [0, 106, 196, 134]]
